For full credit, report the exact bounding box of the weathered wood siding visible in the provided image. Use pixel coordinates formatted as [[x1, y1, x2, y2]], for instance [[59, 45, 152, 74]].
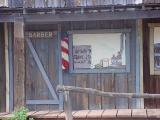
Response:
[[143, 19, 160, 109], [8, 0, 23, 7], [143, 0, 160, 3], [25, 20, 138, 110], [61, 20, 137, 110], [0, 23, 6, 112]]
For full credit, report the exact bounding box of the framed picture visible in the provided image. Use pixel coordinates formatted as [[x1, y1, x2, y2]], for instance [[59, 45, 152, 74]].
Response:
[[149, 23, 160, 75], [69, 29, 131, 73]]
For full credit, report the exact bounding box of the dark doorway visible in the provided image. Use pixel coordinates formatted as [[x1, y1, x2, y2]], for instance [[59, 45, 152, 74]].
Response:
[[0, 23, 6, 112]]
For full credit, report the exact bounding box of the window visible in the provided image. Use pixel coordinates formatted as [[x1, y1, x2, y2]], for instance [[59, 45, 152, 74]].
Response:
[[69, 29, 130, 73], [149, 24, 160, 75], [0, 0, 8, 7]]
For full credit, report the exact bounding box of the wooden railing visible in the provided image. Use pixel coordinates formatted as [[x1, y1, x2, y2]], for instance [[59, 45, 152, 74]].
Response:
[[57, 85, 160, 120]]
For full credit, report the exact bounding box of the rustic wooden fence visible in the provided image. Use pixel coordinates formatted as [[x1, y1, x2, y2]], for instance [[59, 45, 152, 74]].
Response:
[[57, 85, 160, 120]]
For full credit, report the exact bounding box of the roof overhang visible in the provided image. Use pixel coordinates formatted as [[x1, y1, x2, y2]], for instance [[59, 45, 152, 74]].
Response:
[[0, 9, 160, 23], [24, 10, 160, 23]]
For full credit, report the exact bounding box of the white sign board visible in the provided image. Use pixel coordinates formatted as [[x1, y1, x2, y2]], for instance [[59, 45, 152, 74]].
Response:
[[73, 45, 91, 69]]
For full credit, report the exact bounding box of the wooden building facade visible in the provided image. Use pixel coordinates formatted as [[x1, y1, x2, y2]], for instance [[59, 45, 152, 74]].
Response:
[[0, 0, 160, 112]]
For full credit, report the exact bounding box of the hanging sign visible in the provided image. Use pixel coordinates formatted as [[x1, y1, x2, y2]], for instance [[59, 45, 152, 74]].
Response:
[[26, 31, 56, 38]]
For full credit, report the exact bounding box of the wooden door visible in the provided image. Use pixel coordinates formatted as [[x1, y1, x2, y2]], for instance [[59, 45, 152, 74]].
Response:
[[25, 31, 60, 110]]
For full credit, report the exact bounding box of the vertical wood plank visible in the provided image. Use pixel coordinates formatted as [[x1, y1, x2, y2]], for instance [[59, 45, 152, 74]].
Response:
[[115, 73, 128, 109], [14, 21, 25, 110], [128, 20, 137, 109], [0, 23, 6, 112], [101, 73, 115, 109], [88, 74, 101, 109], [48, 35, 59, 110], [4, 23, 10, 112], [26, 39, 36, 110], [143, 20, 150, 109], [75, 74, 88, 110], [156, 76, 160, 108], [64, 91, 73, 120], [63, 72, 76, 110], [35, 38, 49, 110], [8, 23, 14, 112], [136, 19, 144, 109], [58, 26, 64, 110]]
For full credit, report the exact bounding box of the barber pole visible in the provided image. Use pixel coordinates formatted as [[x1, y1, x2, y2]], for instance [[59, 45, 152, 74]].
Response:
[[61, 32, 69, 70]]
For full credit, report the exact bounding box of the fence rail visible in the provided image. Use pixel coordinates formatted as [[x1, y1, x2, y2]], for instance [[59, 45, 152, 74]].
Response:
[[57, 85, 160, 120], [57, 85, 160, 99]]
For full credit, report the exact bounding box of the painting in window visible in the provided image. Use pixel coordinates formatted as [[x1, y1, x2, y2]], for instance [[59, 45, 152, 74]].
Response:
[[154, 27, 160, 70], [72, 33, 126, 70]]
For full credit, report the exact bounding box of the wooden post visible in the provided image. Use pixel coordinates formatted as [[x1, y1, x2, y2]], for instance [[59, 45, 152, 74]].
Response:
[[136, 19, 144, 108], [57, 24, 64, 110], [0, 22, 6, 112], [4, 23, 10, 112], [64, 91, 73, 120], [13, 20, 25, 110]]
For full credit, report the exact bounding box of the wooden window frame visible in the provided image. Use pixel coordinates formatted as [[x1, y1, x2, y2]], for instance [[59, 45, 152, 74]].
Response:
[[69, 29, 131, 73], [149, 23, 160, 75]]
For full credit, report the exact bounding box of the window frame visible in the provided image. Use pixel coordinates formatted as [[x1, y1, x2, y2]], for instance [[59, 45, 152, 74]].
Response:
[[149, 23, 160, 75], [68, 29, 131, 73]]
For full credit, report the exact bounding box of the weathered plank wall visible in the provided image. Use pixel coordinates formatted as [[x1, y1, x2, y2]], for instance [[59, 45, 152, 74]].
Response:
[[143, 0, 160, 3], [0, 23, 6, 112], [143, 19, 160, 109], [11, 0, 23, 7], [61, 20, 137, 110], [25, 20, 137, 110]]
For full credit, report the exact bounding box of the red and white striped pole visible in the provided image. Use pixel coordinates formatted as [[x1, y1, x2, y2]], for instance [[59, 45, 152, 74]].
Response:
[[61, 34, 69, 70]]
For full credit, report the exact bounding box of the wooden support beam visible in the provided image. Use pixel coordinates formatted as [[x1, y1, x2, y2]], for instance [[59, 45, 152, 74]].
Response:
[[4, 23, 10, 112], [24, 10, 160, 23], [136, 19, 144, 108], [13, 21, 25, 110], [57, 24, 64, 110], [8, 23, 14, 112]]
